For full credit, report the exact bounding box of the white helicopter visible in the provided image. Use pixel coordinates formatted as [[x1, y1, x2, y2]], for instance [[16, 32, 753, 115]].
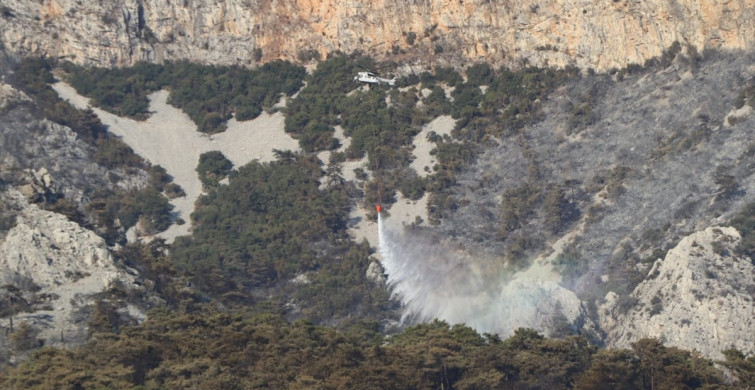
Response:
[[354, 71, 396, 86]]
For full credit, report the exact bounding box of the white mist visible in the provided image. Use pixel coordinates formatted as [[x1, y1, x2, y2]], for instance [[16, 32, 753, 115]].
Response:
[[377, 214, 584, 337]]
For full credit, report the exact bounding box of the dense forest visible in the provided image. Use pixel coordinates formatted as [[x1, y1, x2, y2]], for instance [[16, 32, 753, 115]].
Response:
[[2, 50, 754, 388], [65, 60, 305, 133], [171, 151, 394, 322], [3, 310, 750, 389]]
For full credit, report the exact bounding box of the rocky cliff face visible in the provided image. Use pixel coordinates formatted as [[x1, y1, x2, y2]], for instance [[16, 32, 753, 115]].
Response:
[[1, 0, 753, 70], [600, 226, 755, 359]]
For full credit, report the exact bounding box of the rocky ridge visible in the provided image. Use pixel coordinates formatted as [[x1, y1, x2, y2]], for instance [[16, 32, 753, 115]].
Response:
[[1, 0, 753, 70], [0, 80, 146, 207], [600, 226, 755, 359], [0, 69, 153, 353]]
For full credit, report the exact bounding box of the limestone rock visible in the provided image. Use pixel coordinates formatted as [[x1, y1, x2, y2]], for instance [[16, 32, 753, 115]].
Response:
[[17, 167, 56, 203], [600, 226, 755, 359], [725, 104, 752, 127], [366, 260, 386, 285], [0, 190, 140, 345], [290, 273, 311, 286], [0, 80, 31, 110], [495, 278, 586, 338], [1, 0, 753, 71]]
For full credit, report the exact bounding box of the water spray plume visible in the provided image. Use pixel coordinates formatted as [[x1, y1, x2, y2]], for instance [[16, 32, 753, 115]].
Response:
[[377, 214, 584, 337]]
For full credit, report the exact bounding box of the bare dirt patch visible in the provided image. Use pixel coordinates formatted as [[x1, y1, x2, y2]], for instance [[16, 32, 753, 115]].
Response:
[[52, 82, 299, 242]]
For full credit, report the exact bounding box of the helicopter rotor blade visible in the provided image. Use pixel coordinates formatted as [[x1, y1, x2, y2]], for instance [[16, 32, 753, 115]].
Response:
[[373, 63, 393, 72]]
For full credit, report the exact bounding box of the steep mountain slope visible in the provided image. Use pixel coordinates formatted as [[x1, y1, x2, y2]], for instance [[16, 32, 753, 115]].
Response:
[[424, 51, 755, 356], [0, 82, 142, 206], [0, 79, 159, 365], [3, 49, 751, 361], [1, 0, 753, 70], [0, 190, 142, 349], [0, 1, 753, 385]]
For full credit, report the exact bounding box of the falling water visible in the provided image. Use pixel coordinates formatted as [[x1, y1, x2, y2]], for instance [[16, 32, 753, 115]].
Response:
[[377, 213, 584, 336]]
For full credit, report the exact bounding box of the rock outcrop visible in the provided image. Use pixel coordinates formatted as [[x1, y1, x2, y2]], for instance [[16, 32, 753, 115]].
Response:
[[1, 0, 753, 70], [0, 80, 30, 110], [0, 190, 141, 345], [0, 80, 146, 207], [495, 278, 586, 338], [16, 167, 57, 204], [600, 226, 755, 359]]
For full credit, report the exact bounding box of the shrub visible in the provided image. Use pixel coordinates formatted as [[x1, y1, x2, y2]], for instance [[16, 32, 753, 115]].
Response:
[[434, 67, 462, 86], [118, 187, 174, 234], [730, 202, 755, 259], [500, 183, 541, 233], [397, 170, 426, 200], [543, 184, 580, 233], [733, 80, 755, 109], [465, 63, 494, 86], [649, 295, 663, 316], [148, 165, 172, 191], [405, 31, 417, 45], [714, 172, 740, 201], [298, 49, 321, 63], [94, 138, 143, 169], [396, 72, 420, 87], [197, 151, 233, 188], [164, 183, 186, 199], [10, 322, 40, 352], [451, 83, 483, 116]]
